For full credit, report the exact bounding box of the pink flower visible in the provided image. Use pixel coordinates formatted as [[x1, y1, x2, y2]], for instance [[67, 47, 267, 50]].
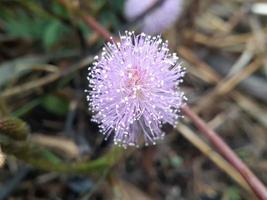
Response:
[[86, 31, 185, 147], [124, 0, 184, 34]]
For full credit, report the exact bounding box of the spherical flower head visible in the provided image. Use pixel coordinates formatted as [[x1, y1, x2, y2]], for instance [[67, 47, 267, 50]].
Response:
[[86, 31, 186, 148], [124, 0, 183, 34]]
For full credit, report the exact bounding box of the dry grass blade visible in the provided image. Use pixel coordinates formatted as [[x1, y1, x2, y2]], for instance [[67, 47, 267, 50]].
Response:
[[184, 27, 267, 49], [227, 40, 254, 76], [111, 178, 152, 200], [176, 123, 252, 193], [221, 4, 250, 35], [0, 56, 93, 98], [178, 46, 220, 83], [195, 56, 263, 112], [182, 105, 267, 200], [0, 147, 5, 167], [31, 134, 80, 159], [178, 46, 267, 128], [217, 57, 263, 94], [231, 92, 267, 128]]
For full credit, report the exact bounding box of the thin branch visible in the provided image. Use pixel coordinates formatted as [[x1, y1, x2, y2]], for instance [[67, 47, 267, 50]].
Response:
[[82, 15, 113, 41], [176, 123, 251, 192], [182, 105, 267, 200]]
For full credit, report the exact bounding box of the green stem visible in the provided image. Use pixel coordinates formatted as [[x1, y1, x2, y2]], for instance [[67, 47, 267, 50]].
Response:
[[0, 134, 123, 175], [0, 98, 9, 117]]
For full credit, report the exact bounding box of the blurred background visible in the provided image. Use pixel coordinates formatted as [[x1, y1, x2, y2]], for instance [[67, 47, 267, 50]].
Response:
[[0, 0, 266, 199]]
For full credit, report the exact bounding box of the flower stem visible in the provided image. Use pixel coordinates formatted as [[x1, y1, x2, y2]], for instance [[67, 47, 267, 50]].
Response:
[[181, 105, 267, 200], [0, 133, 123, 175]]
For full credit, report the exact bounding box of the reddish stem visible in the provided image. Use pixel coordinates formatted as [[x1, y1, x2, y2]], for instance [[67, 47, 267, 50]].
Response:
[[79, 14, 267, 200], [82, 15, 113, 41], [182, 105, 267, 200]]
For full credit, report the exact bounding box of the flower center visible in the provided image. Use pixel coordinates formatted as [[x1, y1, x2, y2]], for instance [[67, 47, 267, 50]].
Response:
[[124, 67, 145, 98]]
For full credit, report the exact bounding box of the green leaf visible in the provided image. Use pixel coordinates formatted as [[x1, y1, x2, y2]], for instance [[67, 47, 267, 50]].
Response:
[[90, 0, 106, 12], [100, 10, 120, 29], [43, 20, 62, 49], [170, 155, 183, 167], [225, 187, 241, 200], [41, 149, 62, 164], [1, 5, 70, 49], [4, 11, 45, 40], [41, 95, 69, 116], [12, 98, 42, 117], [51, 1, 69, 18], [109, 0, 125, 12], [78, 20, 92, 38]]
